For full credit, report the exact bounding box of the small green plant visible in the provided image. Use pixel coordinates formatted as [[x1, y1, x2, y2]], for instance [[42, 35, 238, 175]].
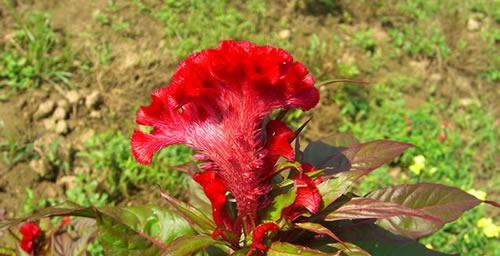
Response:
[[352, 29, 376, 52], [155, 0, 264, 58], [389, 25, 449, 58], [79, 132, 192, 197], [0, 11, 75, 90], [0, 139, 34, 168]]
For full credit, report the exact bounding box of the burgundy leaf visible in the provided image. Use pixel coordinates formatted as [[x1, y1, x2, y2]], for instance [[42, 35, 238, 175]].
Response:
[[294, 222, 346, 247], [325, 197, 441, 223], [341, 140, 413, 176], [304, 138, 411, 177], [367, 183, 482, 239]]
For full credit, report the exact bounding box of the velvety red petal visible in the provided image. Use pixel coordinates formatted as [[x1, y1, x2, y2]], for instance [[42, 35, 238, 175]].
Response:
[[193, 170, 234, 232], [20, 240, 33, 253], [283, 174, 321, 221], [19, 222, 41, 241], [252, 222, 279, 250], [130, 130, 182, 165], [266, 120, 295, 163]]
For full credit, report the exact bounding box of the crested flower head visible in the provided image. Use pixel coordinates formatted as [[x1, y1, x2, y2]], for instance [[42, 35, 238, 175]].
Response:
[[131, 40, 319, 232]]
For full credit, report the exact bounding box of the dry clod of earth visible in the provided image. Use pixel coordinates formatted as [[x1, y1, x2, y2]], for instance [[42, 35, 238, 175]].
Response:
[[65, 90, 82, 105], [279, 29, 291, 39], [52, 107, 68, 120], [55, 119, 69, 135], [429, 73, 443, 83], [85, 90, 102, 109], [56, 175, 77, 190], [90, 110, 102, 119], [467, 18, 480, 31], [43, 118, 56, 130], [34, 100, 56, 120], [57, 99, 70, 112], [29, 158, 53, 179]]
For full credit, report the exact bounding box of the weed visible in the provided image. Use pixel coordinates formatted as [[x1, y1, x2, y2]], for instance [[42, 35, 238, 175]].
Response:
[[155, 0, 264, 58], [79, 132, 192, 198], [0, 11, 75, 90], [0, 139, 35, 168], [389, 25, 449, 58], [352, 30, 376, 52]]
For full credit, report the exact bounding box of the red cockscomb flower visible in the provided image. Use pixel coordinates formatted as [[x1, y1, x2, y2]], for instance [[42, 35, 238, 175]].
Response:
[[131, 40, 319, 233], [19, 222, 41, 253]]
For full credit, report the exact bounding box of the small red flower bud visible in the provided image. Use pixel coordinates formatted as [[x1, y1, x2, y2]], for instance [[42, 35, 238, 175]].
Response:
[[19, 222, 41, 253]]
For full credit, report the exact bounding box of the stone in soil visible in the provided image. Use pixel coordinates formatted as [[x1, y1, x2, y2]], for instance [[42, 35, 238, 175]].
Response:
[[85, 90, 102, 109], [278, 29, 291, 39], [52, 106, 68, 120], [65, 90, 82, 104], [29, 158, 54, 179], [43, 118, 56, 130], [57, 99, 70, 112], [34, 100, 56, 120], [56, 175, 77, 190], [55, 120, 69, 135], [90, 110, 102, 118], [467, 18, 480, 31]]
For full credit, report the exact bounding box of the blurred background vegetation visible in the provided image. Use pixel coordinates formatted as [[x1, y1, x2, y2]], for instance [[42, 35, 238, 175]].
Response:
[[0, 0, 498, 255]]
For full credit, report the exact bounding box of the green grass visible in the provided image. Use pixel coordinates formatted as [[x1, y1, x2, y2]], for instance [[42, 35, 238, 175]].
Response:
[[0, 11, 75, 90], [79, 132, 193, 198], [155, 0, 267, 59], [333, 78, 498, 255], [0, 139, 35, 169]]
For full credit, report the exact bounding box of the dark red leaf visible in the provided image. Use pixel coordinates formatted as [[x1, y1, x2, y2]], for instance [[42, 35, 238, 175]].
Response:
[[367, 183, 482, 239], [294, 222, 346, 247], [325, 197, 441, 223]]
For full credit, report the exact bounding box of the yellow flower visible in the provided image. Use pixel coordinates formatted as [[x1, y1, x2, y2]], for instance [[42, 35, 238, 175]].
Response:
[[468, 189, 487, 201], [425, 243, 434, 249], [409, 155, 425, 175], [476, 218, 500, 238]]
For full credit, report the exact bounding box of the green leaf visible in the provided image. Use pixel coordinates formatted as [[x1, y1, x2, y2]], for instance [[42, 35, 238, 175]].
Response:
[[268, 242, 334, 256], [329, 242, 371, 256], [97, 205, 195, 255], [0, 203, 195, 256], [324, 197, 440, 223], [317, 171, 361, 208], [263, 186, 297, 222], [367, 183, 481, 239], [333, 222, 449, 256], [162, 235, 222, 256], [160, 190, 216, 234]]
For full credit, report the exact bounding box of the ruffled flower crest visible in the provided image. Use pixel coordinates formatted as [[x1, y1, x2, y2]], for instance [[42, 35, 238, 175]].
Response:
[[131, 40, 319, 232]]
